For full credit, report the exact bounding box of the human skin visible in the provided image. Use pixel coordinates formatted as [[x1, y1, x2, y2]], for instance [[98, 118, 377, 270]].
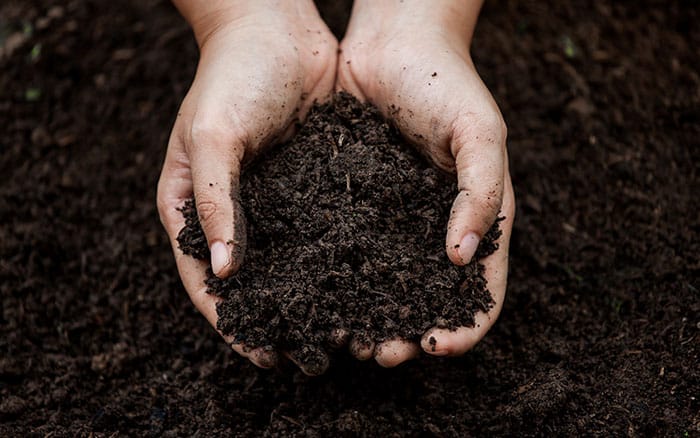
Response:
[[158, 0, 514, 373], [156, 0, 338, 374], [336, 0, 515, 367]]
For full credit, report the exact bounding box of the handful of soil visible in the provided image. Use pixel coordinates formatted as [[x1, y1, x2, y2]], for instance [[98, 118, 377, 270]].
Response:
[[177, 93, 501, 367]]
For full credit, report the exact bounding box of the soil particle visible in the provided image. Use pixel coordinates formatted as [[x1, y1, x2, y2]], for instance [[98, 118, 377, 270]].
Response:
[[428, 336, 438, 352], [177, 93, 502, 361]]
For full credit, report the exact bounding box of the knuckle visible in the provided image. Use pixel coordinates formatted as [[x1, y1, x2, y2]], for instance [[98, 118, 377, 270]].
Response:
[[428, 147, 456, 173], [452, 188, 503, 234], [195, 200, 220, 228], [476, 189, 503, 216], [188, 115, 246, 160], [454, 109, 507, 148], [190, 118, 229, 147], [477, 197, 503, 231], [479, 109, 507, 139]]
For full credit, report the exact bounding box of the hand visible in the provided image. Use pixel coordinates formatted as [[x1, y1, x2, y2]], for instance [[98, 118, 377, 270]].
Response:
[[337, 0, 515, 367], [157, 0, 337, 374]]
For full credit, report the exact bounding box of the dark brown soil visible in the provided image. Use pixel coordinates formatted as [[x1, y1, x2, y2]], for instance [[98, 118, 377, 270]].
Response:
[[1, 0, 698, 436], [177, 93, 501, 369]]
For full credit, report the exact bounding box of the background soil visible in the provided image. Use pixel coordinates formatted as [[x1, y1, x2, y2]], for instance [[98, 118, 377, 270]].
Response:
[[1, 0, 698, 436]]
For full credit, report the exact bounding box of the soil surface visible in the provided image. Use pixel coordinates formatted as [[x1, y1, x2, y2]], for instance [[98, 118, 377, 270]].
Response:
[[1, 0, 698, 436], [177, 93, 501, 370]]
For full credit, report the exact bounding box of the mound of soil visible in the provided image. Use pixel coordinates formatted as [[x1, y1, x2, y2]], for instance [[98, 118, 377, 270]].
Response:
[[177, 93, 501, 368], [1, 0, 698, 436]]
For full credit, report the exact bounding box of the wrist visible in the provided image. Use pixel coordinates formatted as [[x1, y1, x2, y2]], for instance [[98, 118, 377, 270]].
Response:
[[350, 0, 483, 47], [172, 0, 321, 49]]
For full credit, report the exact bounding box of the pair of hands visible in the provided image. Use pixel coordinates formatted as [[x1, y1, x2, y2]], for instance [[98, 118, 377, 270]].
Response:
[[157, 0, 514, 375]]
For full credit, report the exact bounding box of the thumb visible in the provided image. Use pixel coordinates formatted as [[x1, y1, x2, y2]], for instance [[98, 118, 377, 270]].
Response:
[[445, 116, 506, 265], [188, 127, 247, 278]]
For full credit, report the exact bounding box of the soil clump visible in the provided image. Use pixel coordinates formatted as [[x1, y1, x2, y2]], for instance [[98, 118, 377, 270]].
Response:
[[177, 93, 501, 367]]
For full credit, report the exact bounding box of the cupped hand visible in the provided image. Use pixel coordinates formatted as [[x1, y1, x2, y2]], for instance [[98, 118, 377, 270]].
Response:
[[157, 1, 337, 374], [337, 0, 515, 367]]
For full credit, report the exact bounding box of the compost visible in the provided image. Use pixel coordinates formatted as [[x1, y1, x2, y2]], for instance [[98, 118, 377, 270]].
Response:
[[0, 0, 698, 435], [177, 93, 502, 370]]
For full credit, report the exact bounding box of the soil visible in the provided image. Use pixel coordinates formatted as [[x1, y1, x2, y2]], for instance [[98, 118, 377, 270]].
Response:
[[1, 0, 698, 436], [177, 93, 502, 370]]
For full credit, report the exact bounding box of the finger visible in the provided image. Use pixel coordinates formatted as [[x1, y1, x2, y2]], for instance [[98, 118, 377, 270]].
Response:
[[374, 339, 421, 368], [163, 227, 251, 361], [328, 328, 351, 349], [158, 131, 224, 331], [187, 123, 247, 279], [349, 332, 375, 361], [424, 170, 514, 356], [285, 346, 330, 376], [157, 134, 273, 369], [166, 212, 276, 368], [246, 346, 279, 369], [445, 114, 507, 266]]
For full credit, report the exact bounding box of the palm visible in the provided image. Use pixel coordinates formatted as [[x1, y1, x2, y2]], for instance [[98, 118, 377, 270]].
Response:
[[158, 13, 337, 374], [337, 24, 515, 366]]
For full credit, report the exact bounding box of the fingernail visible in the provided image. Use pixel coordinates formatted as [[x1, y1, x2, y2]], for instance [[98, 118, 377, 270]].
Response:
[[458, 232, 480, 264], [425, 335, 449, 356], [210, 241, 230, 276]]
